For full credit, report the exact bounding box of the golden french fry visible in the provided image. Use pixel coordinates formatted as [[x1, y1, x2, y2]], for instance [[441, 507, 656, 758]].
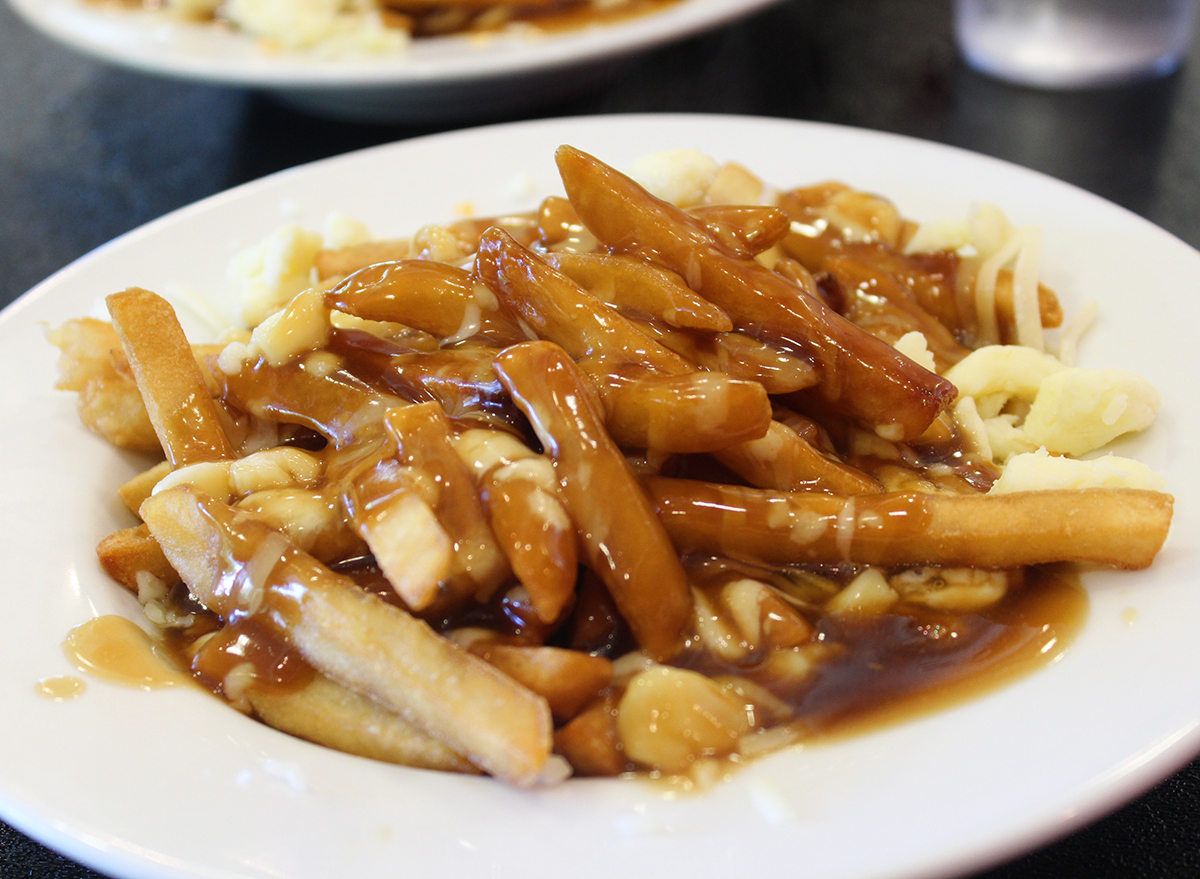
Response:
[[820, 253, 972, 371], [107, 288, 234, 466], [495, 341, 693, 661], [47, 317, 122, 391], [468, 643, 613, 722], [218, 351, 405, 448], [646, 476, 1173, 570], [554, 145, 957, 441], [475, 226, 690, 373], [75, 373, 161, 452], [453, 428, 578, 625], [118, 461, 172, 515], [326, 260, 523, 345], [96, 523, 178, 591], [315, 239, 411, 280], [711, 420, 883, 495], [542, 251, 733, 332], [141, 486, 555, 786], [593, 369, 772, 453], [384, 402, 511, 602], [688, 204, 791, 258], [553, 694, 627, 777], [328, 332, 521, 429], [247, 672, 478, 773], [629, 318, 818, 394]]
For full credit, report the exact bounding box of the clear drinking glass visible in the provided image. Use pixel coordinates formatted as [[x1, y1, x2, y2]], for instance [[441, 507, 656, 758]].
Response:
[[955, 0, 1198, 88]]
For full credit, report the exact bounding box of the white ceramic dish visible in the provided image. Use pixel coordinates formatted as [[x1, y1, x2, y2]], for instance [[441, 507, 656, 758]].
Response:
[[1, 114, 1198, 879], [5, 0, 781, 121]]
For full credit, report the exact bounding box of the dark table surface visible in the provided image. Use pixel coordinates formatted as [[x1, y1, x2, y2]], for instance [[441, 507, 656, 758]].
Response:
[[3, 0, 1199, 876]]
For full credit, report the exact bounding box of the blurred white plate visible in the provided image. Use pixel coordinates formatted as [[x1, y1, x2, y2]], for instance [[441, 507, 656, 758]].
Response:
[[1, 114, 1198, 879], [5, 0, 781, 121]]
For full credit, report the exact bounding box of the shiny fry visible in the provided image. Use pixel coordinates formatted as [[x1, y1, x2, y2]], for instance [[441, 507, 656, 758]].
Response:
[[495, 341, 693, 661], [107, 288, 234, 465], [141, 486, 555, 786], [554, 145, 956, 441], [646, 476, 1173, 570]]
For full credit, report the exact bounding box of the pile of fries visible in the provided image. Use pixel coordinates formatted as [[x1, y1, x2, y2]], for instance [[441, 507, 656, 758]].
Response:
[[51, 145, 1173, 787]]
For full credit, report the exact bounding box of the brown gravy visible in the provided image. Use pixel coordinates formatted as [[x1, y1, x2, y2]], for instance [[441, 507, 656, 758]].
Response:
[[793, 565, 1086, 743]]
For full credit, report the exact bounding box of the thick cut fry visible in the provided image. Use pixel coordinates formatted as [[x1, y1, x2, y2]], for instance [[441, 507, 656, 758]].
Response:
[[247, 673, 478, 773], [75, 374, 161, 452], [711, 420, 883, 496], [631, 318, 818, 395], [47, 317, 123, 391], [467, 643, 613, 722], [542, 251, 733, 332], [326, 260, 523, 345], [107, 288, 234, 466], [646, 477, 1174, 570], [688, 204, 791, 258], [326, 330, 522, 430], [218, 353, 404, 448], [384, 402, 511, 601], [553, 694, 627, 777], [555, 146, 957, 441], [141, 487, 555, 786], [593, 370, 772, 453], [118, 461, 172, 515], [495, 341, 693, 661], [96, 524, 177, 591], [315, 239, 411, 280], [476, 227, 690, 373], [820, 253, 972, 371], [454, 428, 578, 624]]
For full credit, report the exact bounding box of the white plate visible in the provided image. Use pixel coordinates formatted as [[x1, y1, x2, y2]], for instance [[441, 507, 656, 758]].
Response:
[[5, 0, 781, 121], [2, 114, 1198, 879]]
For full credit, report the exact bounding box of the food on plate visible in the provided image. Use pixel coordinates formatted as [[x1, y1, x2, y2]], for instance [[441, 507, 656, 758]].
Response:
[[105, 0, 683, 55], [51, 144, 1173, 787]]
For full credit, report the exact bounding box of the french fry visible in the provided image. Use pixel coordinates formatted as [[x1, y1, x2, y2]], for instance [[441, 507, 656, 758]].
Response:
[[246, 672, 478, 773], [118, 461, 172, 515], [646, 476, 1173, 570], [326, 260, 524, 346], [141, 486, 555, 786], [315, 239, 411, 280], [629, 318, 819, 394], [75, 374, 161, 452], [688, 204, 791, 258], [593, 369, 773, 454], [467, 642, 613, 722], [553, 694, 627, 777], [554, 145, 957, 441], [218, 351, 406, 448], [711, 420, 883, 496], [476, 227, 690, 373], [96, 524, 177, 591], [819, 253, 972, 371], [453, 428, 578, 625], [107, 288, 234, 466], [495, 341, 693, 661], [542, 251, 733, 332], [383, 402, 511, 602]]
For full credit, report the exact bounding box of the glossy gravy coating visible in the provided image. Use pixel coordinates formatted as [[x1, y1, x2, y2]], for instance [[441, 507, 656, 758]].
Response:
[[58, 150, 1170, 785]]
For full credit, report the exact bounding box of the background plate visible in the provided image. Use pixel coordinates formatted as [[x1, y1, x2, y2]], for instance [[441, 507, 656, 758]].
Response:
[[1, 114, 1197, 879], [3, 0, 783, 121]]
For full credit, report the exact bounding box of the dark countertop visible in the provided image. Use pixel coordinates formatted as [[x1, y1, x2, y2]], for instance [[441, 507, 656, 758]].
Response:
[[3, 0, 1199, 875]]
